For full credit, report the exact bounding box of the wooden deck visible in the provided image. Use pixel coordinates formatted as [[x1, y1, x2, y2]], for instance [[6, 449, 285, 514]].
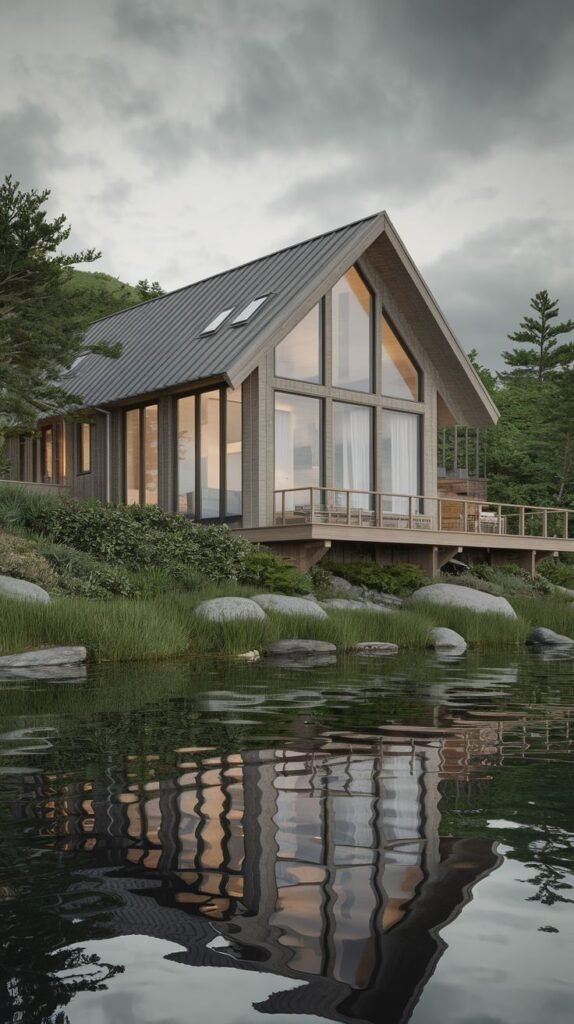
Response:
[[237, 487, 574, 573]]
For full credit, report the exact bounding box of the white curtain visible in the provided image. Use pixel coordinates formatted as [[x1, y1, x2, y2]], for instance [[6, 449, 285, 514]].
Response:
[[383, 412, 419, 514], [335, 404, 371, 507]]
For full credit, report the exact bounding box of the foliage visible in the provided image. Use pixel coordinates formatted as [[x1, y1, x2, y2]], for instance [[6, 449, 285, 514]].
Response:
[[0, 176, 116, 433], [240, 545, 311, 594], [502, 290, 574, 383], [452, 563, 552, 599], [325, 561, 430, 596], [37, 541, 141, 599], [537, 556, 574, 591], [0, 530, 57, 590]]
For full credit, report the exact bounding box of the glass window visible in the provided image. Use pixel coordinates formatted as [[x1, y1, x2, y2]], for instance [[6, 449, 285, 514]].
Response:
[[332, 267, 372, 392], [41, 427, 53, 483], [143, 404, 158, 506], [57, 423, 67, 482], [125, 410, 140, 504], [201, 308, 234, 335], [381, 315, 420, 400], [275, 305, 321, 384], [382, 411, 420, 514], [231, 296, 268, 325], [78, 422, 92, 475], [18, 436, 26, 480], [225, 387, 242, 516], [274, 392, 321, 505], [177, 396, 196, 516], [333, 402, 373, 507], [200, 391, 220, 518]]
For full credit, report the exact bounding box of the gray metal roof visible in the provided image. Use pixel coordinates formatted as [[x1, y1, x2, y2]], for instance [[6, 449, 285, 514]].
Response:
[[69, 212, 381, 407], [67, 209, 498, 427]]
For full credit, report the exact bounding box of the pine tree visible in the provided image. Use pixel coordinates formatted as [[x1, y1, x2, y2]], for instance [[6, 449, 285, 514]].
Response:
[[502, 290, 574, 382], [0, 176, 119, 435]]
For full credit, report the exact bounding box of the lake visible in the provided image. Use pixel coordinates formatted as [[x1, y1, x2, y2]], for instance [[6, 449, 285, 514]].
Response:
[[1, 650, 574, 1024]]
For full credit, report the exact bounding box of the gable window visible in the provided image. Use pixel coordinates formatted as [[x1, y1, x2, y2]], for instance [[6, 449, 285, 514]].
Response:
[[333, 402, 373, 506], [332, 267, 373, 392], [124, 404, 158, 505], [176, 387, 242, 520], [274, 304, 322, 384], [381, 314, 421, 401], [274, 392, 322, 509], [382, 410, 421, 514], [77, 422, 92, 475]]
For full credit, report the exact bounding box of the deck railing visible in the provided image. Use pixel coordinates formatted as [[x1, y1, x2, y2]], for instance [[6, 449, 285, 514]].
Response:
[[273, 487, 574, 541]]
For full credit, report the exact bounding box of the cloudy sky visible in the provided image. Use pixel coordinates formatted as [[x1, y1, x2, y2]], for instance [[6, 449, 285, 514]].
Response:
[[2, 0, 573, 368]]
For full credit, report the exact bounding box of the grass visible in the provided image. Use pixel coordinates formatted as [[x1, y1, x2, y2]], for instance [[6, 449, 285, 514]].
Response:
[[2, 585, 564, 664]]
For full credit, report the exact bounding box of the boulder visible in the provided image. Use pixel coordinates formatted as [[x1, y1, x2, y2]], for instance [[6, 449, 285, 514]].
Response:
[[320, 599, 392, 613], [0, 575, 51, 603], [426, 627, 467, 651], [0, 646, 87, 668], [363, 589, 403, 609], [353, 641, 399, 656], [526, 627, 574, 647], [327, 576, 365, 600], [264, 639, 336, 657], [252, 594, 327, 619], [0, 665, 87, 682], [195, 597, 267, 622], [408, 583, 517, 619]]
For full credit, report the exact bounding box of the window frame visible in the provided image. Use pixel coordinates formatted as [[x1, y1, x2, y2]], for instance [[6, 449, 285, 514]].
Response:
[[76, 421, 93, 476], [380, 307, 423, 402], [123, 403, 159, 505], [41, 425, 54, 483], [174, 386, 243, 522], [273, 388, 324, 496], [331, 263, 375, 394], [273, 298, 325, 386]]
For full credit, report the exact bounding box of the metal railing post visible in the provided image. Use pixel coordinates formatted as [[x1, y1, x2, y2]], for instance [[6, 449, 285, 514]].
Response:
[[498, 504, 503, 535], [519, 506, 525, 537], [346, 490, 351, 525], [281, 490, 285, 525], [408, 495, 413, 529], [543, 508, 548, 539], [309, 487, 315, 523]]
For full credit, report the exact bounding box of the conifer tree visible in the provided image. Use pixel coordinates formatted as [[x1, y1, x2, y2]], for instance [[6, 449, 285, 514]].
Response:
[[502, 290, 574, 382]]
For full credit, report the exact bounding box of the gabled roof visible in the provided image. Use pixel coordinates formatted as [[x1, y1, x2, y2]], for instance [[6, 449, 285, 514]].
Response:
[[70, 211, 498, 426]]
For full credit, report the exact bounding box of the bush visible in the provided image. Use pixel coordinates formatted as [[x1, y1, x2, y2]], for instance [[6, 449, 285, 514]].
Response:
[[538, 556, 574, 591], [455, 563, 552, 598], [239, 546, 311, 594], [0, 530, 58, 591], [37, 541, 140, 599], [325, 561, 430, 596]]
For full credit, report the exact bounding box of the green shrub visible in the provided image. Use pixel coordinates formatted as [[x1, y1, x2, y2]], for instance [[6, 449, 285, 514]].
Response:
[[538, 556, 574, 591], [37, 541, 140, 599], [456, 563, 552, 598], [239, 546, 311, 594], [0, 530, 58, 591], [325, 561, 430, 596]]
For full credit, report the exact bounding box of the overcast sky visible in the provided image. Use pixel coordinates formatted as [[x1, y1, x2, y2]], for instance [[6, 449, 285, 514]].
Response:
[[2, 0, 573, 368]]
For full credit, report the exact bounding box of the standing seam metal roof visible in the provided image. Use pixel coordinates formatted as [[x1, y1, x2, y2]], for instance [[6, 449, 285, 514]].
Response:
[[70, 213, 380, 407]]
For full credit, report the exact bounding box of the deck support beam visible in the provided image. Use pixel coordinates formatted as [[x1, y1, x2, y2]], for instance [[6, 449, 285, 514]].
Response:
[[263, 539, 332, 573], [486, 548, 551, 578]]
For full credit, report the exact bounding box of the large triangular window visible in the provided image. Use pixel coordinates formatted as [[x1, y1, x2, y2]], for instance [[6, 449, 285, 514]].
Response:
[[381, 314, 420, 400]]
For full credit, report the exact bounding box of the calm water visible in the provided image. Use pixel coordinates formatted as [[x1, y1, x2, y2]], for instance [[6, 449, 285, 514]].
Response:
[[1, 651, 574, 1024]]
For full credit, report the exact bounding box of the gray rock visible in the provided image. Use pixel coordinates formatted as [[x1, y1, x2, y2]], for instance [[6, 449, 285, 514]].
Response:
[[353, 641, 399, 656], [526, 627, 574, 647], [0, 665, 87, 682], [264, 639, 336, 657], [327, 576, 365, 600], [363, 588, 403, 609], [265, 654, 337, 669], [195, 597, 267, 622], [0, 575, 51, 603], [252, 594, 327, 619], [320, 599, 393, 613], [0, 646, 87, 668], [427, 627, 467, 651], [408, 583, 517, 619]]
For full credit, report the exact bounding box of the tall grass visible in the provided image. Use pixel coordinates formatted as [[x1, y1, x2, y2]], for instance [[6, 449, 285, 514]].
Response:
[[0, 588, 543, 664], [0, 595, 189, 662]]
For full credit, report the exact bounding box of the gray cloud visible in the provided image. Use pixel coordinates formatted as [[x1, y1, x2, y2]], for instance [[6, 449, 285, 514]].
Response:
[[0, 103, 62, 189], [423, 218, 574, 370], [113, 0, 205, 55]]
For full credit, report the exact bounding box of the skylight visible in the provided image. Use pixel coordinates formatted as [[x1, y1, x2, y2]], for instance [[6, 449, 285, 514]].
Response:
[[231, 296, 269, 326], [200, 308, 234, 335]]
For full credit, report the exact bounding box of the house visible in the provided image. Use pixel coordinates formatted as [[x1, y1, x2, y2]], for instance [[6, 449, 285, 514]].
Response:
[[5, 211, 573, 573]]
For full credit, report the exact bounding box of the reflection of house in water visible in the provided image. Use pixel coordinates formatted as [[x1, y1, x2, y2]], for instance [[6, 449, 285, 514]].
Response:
[[40, 708, 564, 1023]]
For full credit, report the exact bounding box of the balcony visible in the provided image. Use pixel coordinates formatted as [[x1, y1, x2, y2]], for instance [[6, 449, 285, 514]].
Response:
[[272, 487, 574, 544]]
